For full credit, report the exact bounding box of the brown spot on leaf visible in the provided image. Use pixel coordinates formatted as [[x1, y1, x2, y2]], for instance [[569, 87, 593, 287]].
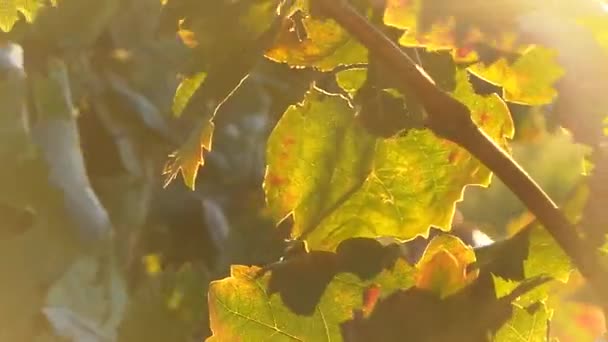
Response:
[[267, 173, 287, 187], [283, 136, 296, 147], [363, 284, 381, 315], [479, 112, 489, 126]]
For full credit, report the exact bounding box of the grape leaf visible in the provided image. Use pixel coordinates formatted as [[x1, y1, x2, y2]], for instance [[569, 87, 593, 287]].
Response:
[[494, 304, 549, 342], [415, 234, 477, 298], [0, 0, 49, 32], [172, 72, 207, 117], [384, 0, 526, 50], [262, 238, 405, 316], [384, 0, 456, 50], [265, 71, 514, 250], [264, 87, 376, 240], [341, 272, 547, 342], [163, 119, 214, 190], [522, 177, 585, 283], [207, 261, 414, 341], [524, 226, 572, 283], [335, 68, 367, 96], [470, 47, 564, 105], [265, 12, 368, 71], [163, 0, 288, 189]]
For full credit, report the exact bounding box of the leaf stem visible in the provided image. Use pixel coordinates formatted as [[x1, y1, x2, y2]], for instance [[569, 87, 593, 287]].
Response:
[[311, 0, 608, 307]]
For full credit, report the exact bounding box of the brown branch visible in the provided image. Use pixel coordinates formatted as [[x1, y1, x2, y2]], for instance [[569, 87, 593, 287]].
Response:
[[311, 0, 608, 306]]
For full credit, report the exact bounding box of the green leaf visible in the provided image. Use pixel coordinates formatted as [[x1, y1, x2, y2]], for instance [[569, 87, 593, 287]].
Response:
[[265, 14, 368, 71], [0, 0, 48, 32], [264, 87, 376, 239], [172, 72, 207, 117], [494, 304, 549, 342], [265, 72, 514, 250], [470, 46, 565, 105], [335, 68, 367, 96], [524, 226, 572, 283], [207, 261, 414, 341], [522, 177, 584, 283]]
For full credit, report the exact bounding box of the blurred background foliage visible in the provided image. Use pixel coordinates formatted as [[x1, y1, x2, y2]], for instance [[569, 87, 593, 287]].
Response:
[[0, 0, 605, 341]]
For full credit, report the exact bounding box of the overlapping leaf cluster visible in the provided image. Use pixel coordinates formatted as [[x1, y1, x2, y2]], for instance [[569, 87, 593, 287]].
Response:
[[6, 0, 607, 340], [154, 0, 606, 341], [152, 0, 608, 340]]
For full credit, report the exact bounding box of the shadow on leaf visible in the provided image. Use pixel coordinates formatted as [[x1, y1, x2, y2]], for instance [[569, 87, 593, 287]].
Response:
[[261, 238, 402, 315]]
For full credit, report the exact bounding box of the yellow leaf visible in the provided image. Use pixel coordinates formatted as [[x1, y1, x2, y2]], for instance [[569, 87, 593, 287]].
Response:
[[415, 235, 478, 297]]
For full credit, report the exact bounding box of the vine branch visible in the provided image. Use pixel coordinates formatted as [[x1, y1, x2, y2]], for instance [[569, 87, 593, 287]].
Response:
[[311, 0, 608, 307]]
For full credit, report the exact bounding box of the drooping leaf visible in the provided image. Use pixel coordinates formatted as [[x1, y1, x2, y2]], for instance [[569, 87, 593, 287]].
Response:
[[470, 46, 564, 105], [163, 119, 214, 190], [207, 260, 414, 341], [265, 71, 514, 250], [163, 0, 288, 189]]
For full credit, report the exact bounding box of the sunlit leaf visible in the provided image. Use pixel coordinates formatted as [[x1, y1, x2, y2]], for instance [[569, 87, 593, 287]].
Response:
[[163, 119, 213, 190], [415, 234, 477, 297], [266, 71, 514, 250], [172, 72, 207, 117], [384, 0, 526, 50], [264, 87, 376, 238], [335, 68, 367, 96], [207, 261, 414, 341], [0, 0, 49, 32], [495, 304, 549, 342], [524, 226, 573, 283], [265, 14, 368, 71], [143, 254, 163, 277], [470, 47, 564, 105]]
